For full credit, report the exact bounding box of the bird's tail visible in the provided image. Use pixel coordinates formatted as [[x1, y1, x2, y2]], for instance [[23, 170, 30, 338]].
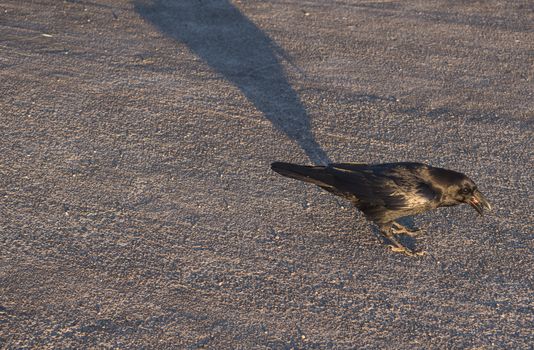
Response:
[[271, 161, 334, 187]]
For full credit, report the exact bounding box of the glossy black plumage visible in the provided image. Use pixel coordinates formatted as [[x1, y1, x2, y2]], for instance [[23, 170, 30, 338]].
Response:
[[271, 161, 491, 256]]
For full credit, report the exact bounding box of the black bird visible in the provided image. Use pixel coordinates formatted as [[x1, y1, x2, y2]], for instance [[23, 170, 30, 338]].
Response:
[[271, 161, 491, 256]]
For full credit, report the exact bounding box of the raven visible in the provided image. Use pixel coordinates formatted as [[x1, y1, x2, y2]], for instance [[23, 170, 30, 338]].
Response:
[[271, 162, 491, 256]]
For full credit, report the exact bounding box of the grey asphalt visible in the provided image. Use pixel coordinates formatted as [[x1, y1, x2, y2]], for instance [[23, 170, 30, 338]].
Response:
[[1, 0, 533, 348]]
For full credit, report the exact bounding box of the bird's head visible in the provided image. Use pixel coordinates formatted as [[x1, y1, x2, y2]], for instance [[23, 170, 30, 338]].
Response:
[[451, 179, 492, 215], [431, 167, 492, 215]]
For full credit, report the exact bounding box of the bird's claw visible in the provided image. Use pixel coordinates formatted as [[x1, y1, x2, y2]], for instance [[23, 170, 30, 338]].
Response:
[[391, 225, 424, 237], [392, 229, 423, 237], [413, 249, 427, 257], [388, 245, 427, 257]]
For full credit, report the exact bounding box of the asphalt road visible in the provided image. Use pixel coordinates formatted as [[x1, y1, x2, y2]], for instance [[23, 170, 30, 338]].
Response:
[[1, 0, 533, 348]]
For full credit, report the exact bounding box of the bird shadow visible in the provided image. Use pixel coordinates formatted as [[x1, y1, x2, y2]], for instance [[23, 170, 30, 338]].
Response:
[[135, 0, 331, 164]]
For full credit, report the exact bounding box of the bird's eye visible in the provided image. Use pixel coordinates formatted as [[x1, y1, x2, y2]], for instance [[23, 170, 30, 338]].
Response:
[[461, 188, 470, 194]]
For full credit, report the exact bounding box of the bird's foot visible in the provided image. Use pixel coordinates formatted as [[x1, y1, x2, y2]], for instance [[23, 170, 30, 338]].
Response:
[[388, 244, 427, 257], [380, 225, 426, 257], [392, 222, 424, 237]]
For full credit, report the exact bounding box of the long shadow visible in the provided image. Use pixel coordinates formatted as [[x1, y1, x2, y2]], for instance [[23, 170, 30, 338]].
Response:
[[135, 0, 330, 164]]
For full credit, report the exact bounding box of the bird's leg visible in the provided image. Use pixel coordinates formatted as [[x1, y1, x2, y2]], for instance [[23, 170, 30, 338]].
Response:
[[392, 221, 423, 237], [379, 224, 426, 257]]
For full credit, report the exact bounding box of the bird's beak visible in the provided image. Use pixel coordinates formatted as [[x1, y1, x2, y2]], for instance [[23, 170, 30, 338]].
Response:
[[468, 190, 492, 215]]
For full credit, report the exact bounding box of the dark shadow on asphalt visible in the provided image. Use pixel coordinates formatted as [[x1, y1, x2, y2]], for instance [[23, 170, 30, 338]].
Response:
[[135, 0, 330, 164]]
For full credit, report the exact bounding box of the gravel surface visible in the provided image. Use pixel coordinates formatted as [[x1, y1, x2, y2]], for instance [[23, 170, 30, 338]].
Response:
[[1, 0, 533, 348]]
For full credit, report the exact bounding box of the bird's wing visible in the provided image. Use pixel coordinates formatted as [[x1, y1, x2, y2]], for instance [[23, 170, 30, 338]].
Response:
[[327, 164, 438, 211], [386, 181, 438, 210], [329, 162, 369, 171]]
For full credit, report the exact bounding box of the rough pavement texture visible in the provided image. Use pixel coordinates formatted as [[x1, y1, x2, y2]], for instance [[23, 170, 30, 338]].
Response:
[[1, 0, 533, 348]]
